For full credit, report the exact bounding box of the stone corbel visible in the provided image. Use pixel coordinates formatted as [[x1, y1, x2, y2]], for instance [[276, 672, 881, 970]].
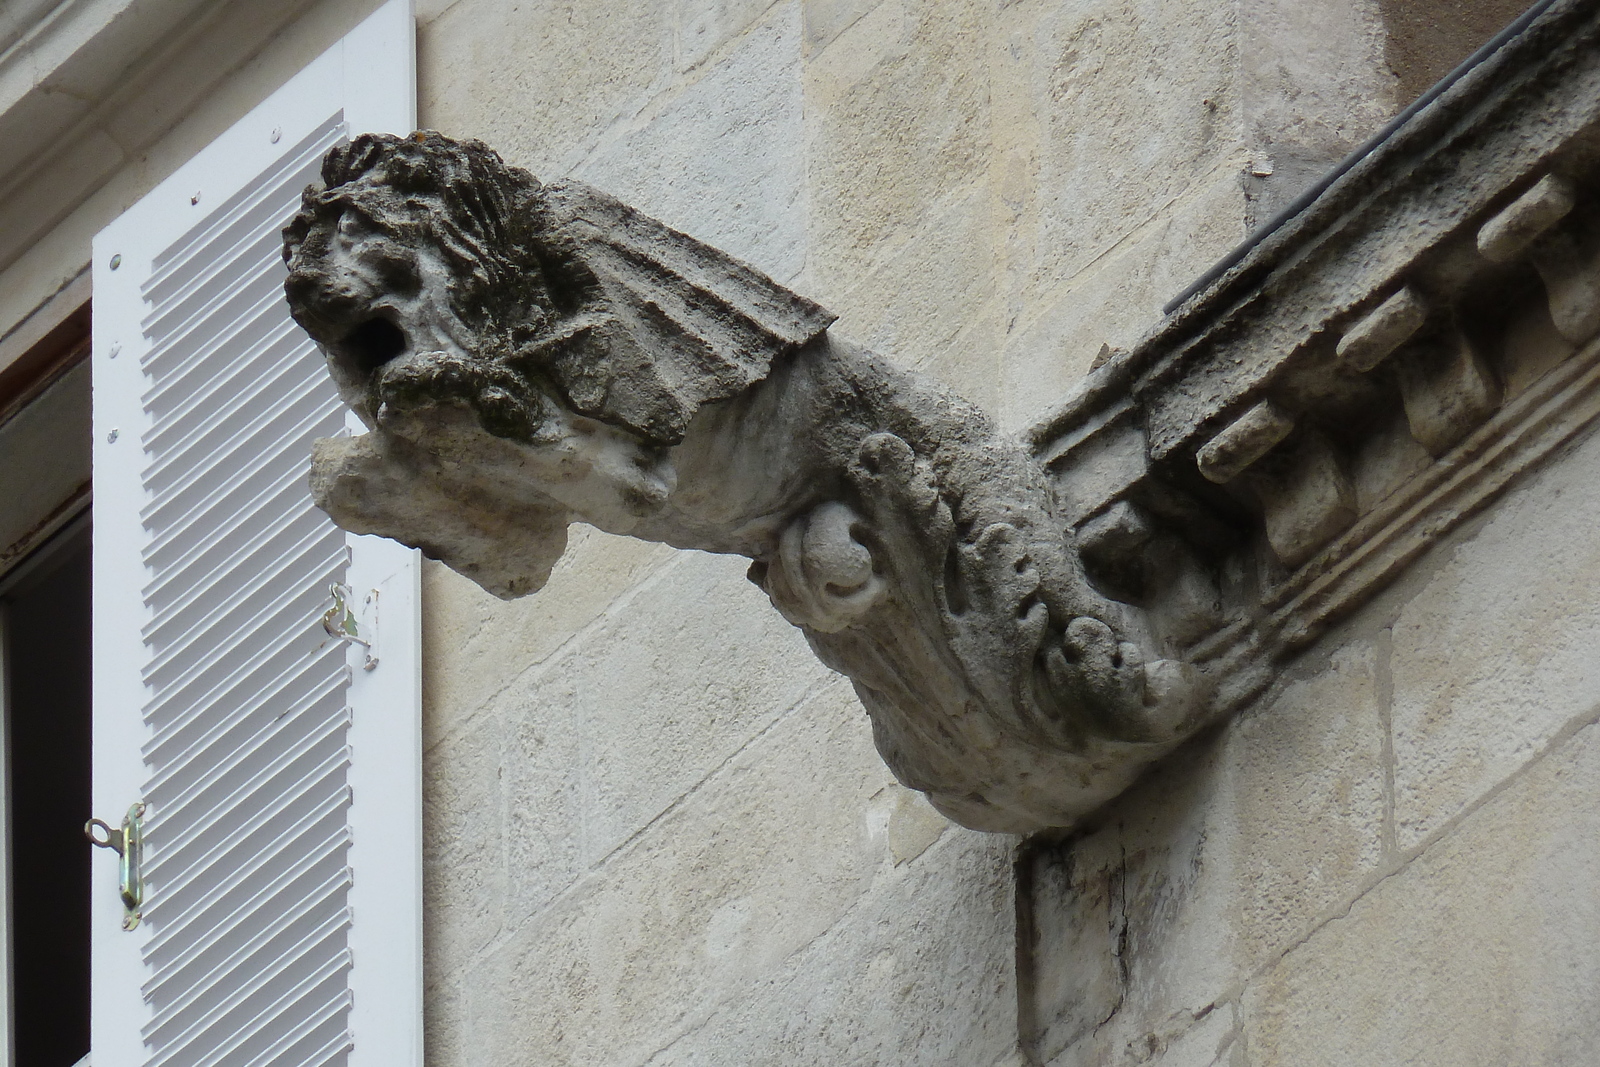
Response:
[[281, 132, 1233, 834]]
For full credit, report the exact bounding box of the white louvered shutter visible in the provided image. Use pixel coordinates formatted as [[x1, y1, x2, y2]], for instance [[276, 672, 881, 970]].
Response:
[[89, 4, 419, 1066]]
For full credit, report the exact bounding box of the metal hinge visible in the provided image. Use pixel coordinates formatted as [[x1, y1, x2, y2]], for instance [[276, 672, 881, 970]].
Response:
[[321, 582, 379, 670]]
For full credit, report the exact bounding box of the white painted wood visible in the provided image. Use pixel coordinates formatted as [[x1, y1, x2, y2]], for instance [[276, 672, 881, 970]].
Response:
[[337, 7, 424, 1059], [90, 4, 417, 1066]]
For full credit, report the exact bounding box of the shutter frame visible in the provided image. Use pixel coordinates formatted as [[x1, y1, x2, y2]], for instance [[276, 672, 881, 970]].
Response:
[[90, 4, 419, 1065]]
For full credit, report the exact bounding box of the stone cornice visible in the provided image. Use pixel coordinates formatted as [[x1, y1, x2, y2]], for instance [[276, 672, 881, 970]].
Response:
[[1032, 0, 1600, 687]]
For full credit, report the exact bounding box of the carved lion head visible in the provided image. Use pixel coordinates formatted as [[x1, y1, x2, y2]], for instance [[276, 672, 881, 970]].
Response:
[[284, 132, 560, 439], [285, 129, 833, 441], [283, 131, 834, 589]]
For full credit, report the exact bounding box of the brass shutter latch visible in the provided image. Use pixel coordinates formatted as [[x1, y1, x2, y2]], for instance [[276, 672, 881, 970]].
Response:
[[86, 802, 146, 931]]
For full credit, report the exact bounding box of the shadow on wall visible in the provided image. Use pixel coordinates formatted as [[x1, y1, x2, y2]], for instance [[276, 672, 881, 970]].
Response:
[[1381, 0, 1537, 102]]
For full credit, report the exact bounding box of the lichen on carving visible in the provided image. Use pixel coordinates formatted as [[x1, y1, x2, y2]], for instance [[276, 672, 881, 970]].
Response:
[[283, 132, 1213, 833]]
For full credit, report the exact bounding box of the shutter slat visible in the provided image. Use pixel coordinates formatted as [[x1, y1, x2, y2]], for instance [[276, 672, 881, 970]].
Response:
[[234, 984, 354, 1067], [145, 856, 351, 999], [144, 661, 346, 819], [267, 1023, 354, 1067], [146, 115, 343, 290], [145, 744, 351, 907], [145, 712, 349, 879], [142, 792, 350, 959], [143, 504, 332, 641], [143, 615, 336, 756], [143, 915, 351, 1059], [142, 323, 309, 490], [139, 386, 340, 548], [130, 109, 360, 1067], [143, 303, 302, 426], [144, 864, 351, 1018], [142, 523, 341, 677], [141, 537, 344, 694], [141, 639, 339, 772], [141, 453, 329, 602]]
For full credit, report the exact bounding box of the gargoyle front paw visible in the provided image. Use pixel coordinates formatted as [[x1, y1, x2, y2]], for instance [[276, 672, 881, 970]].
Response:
[[762, 501, 886, 633], [1041, 617, 1202, 742]]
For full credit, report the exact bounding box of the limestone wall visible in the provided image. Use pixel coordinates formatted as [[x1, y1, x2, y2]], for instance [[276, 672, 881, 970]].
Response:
[[400, 2, 1536, 1067]]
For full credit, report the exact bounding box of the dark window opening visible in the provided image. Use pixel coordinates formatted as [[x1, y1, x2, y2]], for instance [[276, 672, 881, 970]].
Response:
[[2, 520, 92, 1067]]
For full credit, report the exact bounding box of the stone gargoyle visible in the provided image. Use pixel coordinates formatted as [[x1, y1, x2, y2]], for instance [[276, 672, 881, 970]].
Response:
[[283, 131, 1219, 834]]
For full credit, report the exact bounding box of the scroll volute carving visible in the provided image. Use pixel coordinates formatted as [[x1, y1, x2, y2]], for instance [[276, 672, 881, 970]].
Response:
[[282, 132, 1218, 833]]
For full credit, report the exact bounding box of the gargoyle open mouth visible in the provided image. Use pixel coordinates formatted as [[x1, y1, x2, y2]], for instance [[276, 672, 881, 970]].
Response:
[[341, 316, 409, 376]]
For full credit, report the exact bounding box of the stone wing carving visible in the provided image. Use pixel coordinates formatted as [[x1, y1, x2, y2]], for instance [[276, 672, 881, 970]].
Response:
[[283, 132, 1215, 833], [530, 180, 837, 444]]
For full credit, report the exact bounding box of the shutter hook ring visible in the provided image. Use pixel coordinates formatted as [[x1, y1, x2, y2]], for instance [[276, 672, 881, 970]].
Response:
[[85, 818, 123, 854]]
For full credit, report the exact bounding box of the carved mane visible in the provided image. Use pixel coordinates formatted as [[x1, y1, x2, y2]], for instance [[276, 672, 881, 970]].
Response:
[[285, 132, 835, 445]]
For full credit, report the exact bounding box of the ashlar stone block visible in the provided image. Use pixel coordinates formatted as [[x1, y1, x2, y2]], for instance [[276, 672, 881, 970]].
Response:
[[418, 0, 674, 175], [421, 526, 676, 751], [505, 550, 831, 870], [1390, 423, 1600, 849], [804, 0, 992, 290], [998, 163, 1248, 431], [575, 1, 807, 282], [1243, 722, 1600, 1067], [639, 829, 1017, 1067], [461, 680, 921, 1066], [1022, 0, 1241, 293], [1036, 640, 1384, 1067]]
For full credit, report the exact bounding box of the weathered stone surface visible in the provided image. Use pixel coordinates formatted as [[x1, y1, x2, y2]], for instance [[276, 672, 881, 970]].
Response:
[[574, 2, 806, 283], [1335, 285, 1427, 373], [421, 526, 676, 751], [419, 0, 673, 176], [803, 0, 990, 295], [508, 550, 828, 871], [1033, 639, 1385, 1067], [1195, 399, 1294, 485], [1395, 329, 1502, 456], [454, 679, 984, 1066], [1390, 422, 1600, 849], [1499, 298, 1575, 400], [1019, 833, 1126, 1062], [1050, 1003, 1243, 1067], [1237, 0, 1394, 187], [1022, 0, 1239, 293], [1242, 722, 1600, 1066], [284, 131, 1221, 833], [424, 548, 830, 981], [675, 0, 784, 71], [636, 829, 1017, 1067], [1348, 408, 1431, 515], [998, 163, 1248, 431], [424, 705, 516, 969], [1251, 431, 1358, 565], [820, 185, 1004, 411], [1476, 174, 1575, 264]]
